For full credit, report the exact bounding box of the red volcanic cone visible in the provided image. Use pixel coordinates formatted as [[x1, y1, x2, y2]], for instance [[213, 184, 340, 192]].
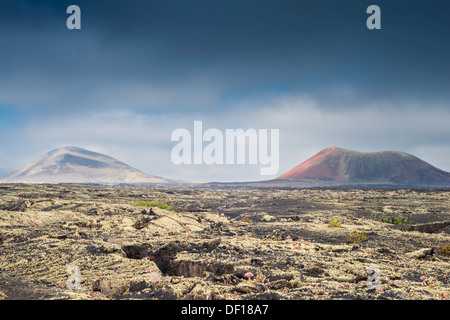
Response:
[[278, 147, 450, 186]]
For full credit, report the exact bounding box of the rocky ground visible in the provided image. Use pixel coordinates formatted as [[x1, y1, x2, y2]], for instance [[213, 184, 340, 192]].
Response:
[[0, 183, 449, 300]]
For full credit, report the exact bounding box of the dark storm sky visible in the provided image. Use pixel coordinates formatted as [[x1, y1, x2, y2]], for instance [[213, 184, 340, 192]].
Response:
[[0, 0, 449, 181]]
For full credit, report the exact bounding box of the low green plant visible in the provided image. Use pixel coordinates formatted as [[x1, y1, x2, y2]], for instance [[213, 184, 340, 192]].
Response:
[[382, 217, 392, 223], [328, 219, 342, 228], [133, 200, 175, 212], [369, 199, 381, 220], [382, 216, 408, 225], [438, 244, 450, 257], [347, 230, 368, 243], [394, 216, 408, 225]]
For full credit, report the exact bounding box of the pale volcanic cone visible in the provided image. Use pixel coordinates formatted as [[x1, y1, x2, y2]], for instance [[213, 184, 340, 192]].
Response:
[[0, 146, 169, 184], [277, 147, 450, 187]]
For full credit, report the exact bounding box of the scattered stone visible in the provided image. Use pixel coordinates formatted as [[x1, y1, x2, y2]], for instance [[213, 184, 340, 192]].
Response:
[[407, 221, 450, 234], [185, 283, 215, 300], [262, 214, 275, 222], [331, 245, 349, 253], [96, 243, 126, 257], [153, 241, 189, 256], [245, 292, 282, 300], [133, 215, 155, 229], [268, 279, 299, 290], [0, 200, 33, 212], [262, 229, 286, 241], [305, 264, 325, 276], [377, 247, 391, 254], [235, 282, 259, 294], [406, 248, 434, 260], [122, 243, 153, 259]]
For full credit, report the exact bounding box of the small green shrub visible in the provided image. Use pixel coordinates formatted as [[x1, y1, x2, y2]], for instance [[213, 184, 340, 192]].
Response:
[[382, 217, 392, 223], [133, 201, 175, 212], [382, 216, 408, 225], [348, 230, 368, 243], [328, 219, 342, 228], [394, 216, 408, 225], [439, 244, 450, 257]]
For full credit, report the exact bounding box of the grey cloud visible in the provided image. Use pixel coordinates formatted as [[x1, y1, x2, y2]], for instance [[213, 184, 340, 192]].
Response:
[[0, 1, 449, 182], [1, 0, 450, 116]]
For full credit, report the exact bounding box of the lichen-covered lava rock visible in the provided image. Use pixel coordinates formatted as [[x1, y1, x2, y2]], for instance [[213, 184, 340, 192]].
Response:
[[0, 184, 449, 300]]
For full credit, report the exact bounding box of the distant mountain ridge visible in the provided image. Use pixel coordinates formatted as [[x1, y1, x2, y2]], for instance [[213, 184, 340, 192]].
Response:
[[0, 146, 169, 184], [1, 146, 449, 188], [277, 147, 450, 187]]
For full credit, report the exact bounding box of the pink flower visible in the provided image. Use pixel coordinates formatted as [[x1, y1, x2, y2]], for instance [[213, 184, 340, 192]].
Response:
[[420, 276, 426, 281], [244, 272, 254, 281]]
